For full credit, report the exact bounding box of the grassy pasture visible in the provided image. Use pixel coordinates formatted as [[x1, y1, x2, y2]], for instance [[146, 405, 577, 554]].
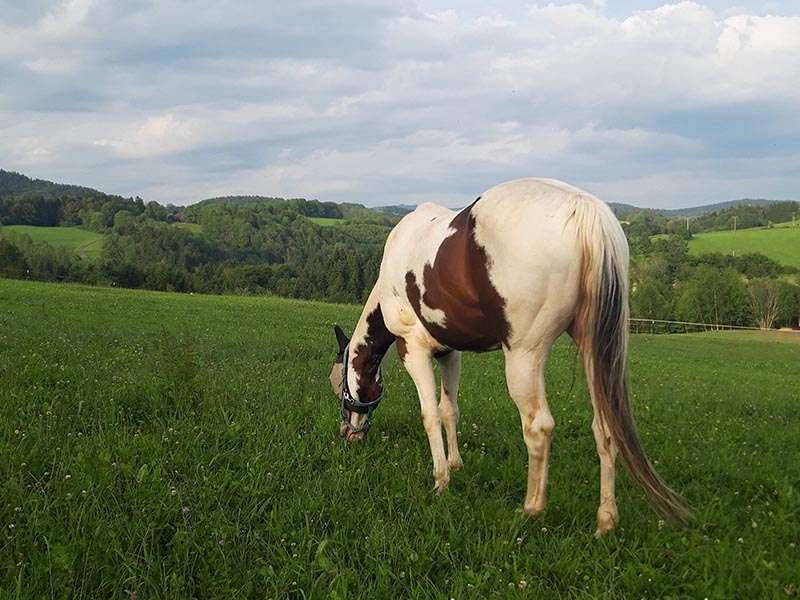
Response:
[[684, 222, 800, 268], [308, 217, 344, 227], [1, 279, 798, 598], [174, 223, 203, 234], [0, 225, 104, 260]]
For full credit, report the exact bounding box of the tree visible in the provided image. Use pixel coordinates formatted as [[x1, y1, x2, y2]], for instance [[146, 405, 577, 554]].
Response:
[[113, 210, 136, 235], [676, 266, 752, 326], [776, 282, 800, 329], [747, 278, 780, 329], [631, 278, 673, 320], [0, 238, 28, 277], [651, 236, 689, 281]]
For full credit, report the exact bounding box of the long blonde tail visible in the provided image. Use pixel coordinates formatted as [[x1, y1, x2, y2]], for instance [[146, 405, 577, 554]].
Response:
[[572, 197, 691, 523]]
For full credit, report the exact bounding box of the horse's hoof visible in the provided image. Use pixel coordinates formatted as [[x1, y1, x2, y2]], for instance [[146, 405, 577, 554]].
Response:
[[448, 456, 464, 471], [522, 503, 545, 518], [594, 508, 618, 537], [433, 477, 450, 496], [594, 525, 616, 538]]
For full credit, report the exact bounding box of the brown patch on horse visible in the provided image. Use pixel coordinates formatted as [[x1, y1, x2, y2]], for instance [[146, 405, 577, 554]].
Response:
[[395, 337, 408, 363], [351, 304, 396, 402], [333, 325, 349, 362], [405, 199, 511, 351]]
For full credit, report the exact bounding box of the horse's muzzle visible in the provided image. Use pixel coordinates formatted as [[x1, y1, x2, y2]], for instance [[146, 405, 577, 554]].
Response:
[[341, 424, 366, 442]]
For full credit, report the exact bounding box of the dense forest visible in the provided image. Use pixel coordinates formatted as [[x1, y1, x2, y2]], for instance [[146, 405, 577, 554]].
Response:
[[1, 169, 799, 328]]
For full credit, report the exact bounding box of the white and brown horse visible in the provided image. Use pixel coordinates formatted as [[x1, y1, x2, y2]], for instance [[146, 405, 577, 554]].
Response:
[[329, 178, 689, 535]]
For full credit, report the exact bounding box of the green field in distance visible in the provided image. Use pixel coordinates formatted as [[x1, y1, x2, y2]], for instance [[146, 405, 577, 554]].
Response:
[[0, 225, 105, 260], [686, 221, 800, 268], [308, 217, 344, 227]]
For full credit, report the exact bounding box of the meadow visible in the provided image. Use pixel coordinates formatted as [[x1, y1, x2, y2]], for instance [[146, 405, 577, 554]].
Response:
[[174, 223, 203, 234], [0, 225, 104, 260], [1, 279, 798, 598], [307, 217, 344, 227], [686, 222, 800, 268]]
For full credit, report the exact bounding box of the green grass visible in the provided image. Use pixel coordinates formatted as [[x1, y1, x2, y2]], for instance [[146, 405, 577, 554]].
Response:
[[1, 279, 798, 598], [174, 223, 202, 234], [0, 225, 104, 260], [686, 222, 800, 268], [308, 217, 344, 227]]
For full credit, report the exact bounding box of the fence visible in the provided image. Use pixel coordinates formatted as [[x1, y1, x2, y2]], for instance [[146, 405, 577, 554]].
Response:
[[629, 317, 800, 335]]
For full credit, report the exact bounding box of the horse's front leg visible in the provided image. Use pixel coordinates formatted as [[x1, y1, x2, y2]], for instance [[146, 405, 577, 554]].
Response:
[[403, 345, 449, 494], [436, 350, 463, 470]]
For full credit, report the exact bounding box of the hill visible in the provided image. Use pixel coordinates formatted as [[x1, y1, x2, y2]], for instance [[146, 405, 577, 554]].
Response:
[[1, 278, 798, 597], [1, 168, 797, 324], [3, 169, 792, 223], [188, 195, 398, 225], [0, 169, 165, 229], [687, 222, 800, 269], [611, 198, 792, 219], [374, 204, 417, 216], [0, 169, 110, 199], [660, 198, 788, 218], [0, 170, 397, 301]]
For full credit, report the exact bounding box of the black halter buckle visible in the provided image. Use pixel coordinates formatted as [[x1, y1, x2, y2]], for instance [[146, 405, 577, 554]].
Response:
[[339, 344, 384, 435]]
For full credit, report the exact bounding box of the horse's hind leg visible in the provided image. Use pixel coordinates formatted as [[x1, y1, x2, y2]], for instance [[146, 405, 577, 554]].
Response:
[[436, 351, 463, 470], [584, 357, 620, 536], [504, 348, 554, 516]]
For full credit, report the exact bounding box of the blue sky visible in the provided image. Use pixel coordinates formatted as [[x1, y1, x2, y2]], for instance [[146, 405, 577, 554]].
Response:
[[1, 1, 799, 208]]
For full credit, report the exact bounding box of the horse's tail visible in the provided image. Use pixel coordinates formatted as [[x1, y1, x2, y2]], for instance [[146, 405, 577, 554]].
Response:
[[572, 196, 691, 524]]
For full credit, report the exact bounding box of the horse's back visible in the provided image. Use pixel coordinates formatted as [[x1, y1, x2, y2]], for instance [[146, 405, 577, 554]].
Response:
[[470, 177, 590, 276], [473, 178, 601, 226], [382, 201, 457, 270], [379, 178, 611, 350]]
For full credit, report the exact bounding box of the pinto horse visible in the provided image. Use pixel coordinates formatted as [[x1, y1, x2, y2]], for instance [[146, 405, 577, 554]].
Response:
[[329, 178, 689, 535]]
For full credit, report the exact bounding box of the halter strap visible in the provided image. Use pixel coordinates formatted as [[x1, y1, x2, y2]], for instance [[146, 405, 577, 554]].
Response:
[[340, 344, 384, 434]]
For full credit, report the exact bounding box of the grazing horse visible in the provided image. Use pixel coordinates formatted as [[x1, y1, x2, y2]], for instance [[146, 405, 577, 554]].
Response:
[[329, 178, 689, 535]]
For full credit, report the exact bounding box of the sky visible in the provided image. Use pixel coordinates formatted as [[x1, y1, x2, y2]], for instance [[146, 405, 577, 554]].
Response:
[[1, 1, 799, 209]]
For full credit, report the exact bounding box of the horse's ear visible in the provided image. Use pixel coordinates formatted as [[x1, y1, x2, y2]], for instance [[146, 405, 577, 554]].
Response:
[[333, 325, 349, 353]]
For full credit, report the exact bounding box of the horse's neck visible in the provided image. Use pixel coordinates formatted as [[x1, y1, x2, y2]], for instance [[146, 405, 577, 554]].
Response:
[[348, 286, 395, 397]]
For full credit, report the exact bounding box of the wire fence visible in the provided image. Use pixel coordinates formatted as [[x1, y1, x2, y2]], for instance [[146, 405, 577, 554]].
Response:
[[629, 317, 800, 335]]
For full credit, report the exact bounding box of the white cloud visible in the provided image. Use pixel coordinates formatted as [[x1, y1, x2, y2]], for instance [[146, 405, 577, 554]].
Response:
[[39, 0, 94, 36], [94, 114, 197, 158], [0, 1, 799, 207]]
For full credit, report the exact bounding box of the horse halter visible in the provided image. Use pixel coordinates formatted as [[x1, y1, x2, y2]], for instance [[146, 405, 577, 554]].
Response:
[[339, 344, 384, 435]]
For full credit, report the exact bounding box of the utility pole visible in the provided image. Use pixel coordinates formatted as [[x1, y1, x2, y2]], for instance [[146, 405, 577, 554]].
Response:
[[733, 215, 737, 233], [686, 216, 689, 232]]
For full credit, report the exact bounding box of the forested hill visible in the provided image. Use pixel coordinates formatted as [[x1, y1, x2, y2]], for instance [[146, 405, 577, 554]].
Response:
[[0, 169, 398, 229], [0, 169, 399, 303], [0, 169, 168, 228], [0, 169, 108, 198], [1, 168, 798, 329], [610, 198, 793, 219], [659, 198, 789, 218], [184, 195, 397, 225]]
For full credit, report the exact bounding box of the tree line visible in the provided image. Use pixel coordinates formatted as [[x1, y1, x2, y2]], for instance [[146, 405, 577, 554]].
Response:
[[1, 169, 799, 328], [628, 234, 800, 329], [0, 170, 396, 303]]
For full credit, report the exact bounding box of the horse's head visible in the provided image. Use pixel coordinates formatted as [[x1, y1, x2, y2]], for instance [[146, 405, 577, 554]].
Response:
[[330, 325, 384, 442]]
